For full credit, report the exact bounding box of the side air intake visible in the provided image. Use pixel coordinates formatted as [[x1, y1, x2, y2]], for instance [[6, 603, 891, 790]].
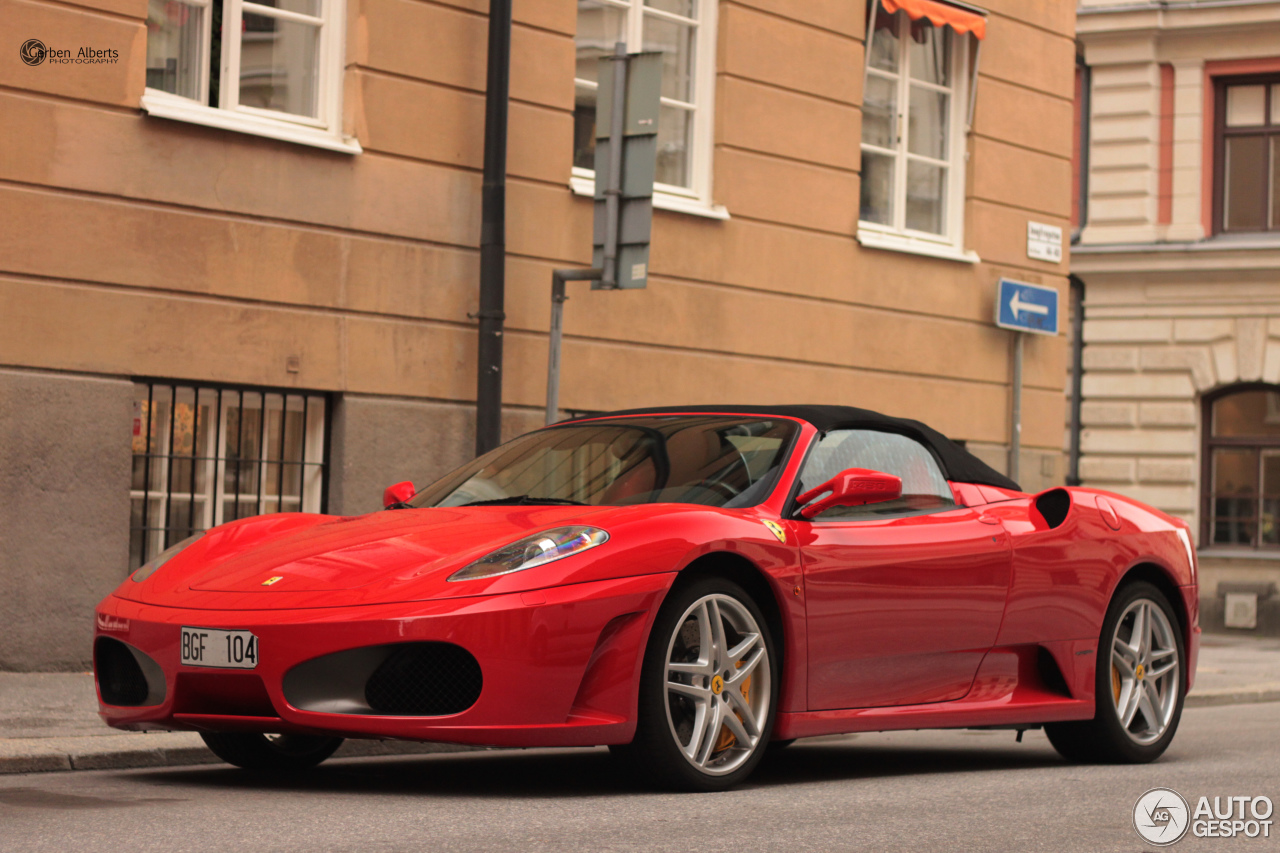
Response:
[[1034, 488, 1072, 529]]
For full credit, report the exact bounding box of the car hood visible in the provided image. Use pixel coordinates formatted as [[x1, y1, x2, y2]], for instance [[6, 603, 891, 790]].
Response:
[[116, 504, 634, 610]]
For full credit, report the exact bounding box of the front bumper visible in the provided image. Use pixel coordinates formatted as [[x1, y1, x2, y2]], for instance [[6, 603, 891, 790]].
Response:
[[94, 573, 674, 748]]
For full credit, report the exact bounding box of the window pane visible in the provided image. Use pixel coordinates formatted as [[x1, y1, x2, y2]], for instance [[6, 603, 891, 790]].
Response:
[[656, 104, 691, 187], [862, 74, 897, 149], [254, 0, 321, 18], [798, 429, 955, 519], [1273, 84, 1280, 124], [909, 20, 951, 87], [239, 13, 320, 118], [146, 0, 204, 100], [1226, 84, 1266, 127], [574, 85, 598, 170], [859, 151, 894, 225], [645, 0, 694, 17], [575, 1, 627, 84], [1224, 135, 1267, 231], [643, 13, 696, 103], [1263, 451, 1280, 546], [906, 160, 946, 234], [868, 11, 900, 73], [1212, 448, 1259, 546], [908, 85, 949, 160], [1212, 389, 1280, 437], [1273, 137, 1280, 229]]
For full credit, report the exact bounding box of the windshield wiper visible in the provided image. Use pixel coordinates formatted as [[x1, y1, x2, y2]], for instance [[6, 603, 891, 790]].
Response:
[[459, 495, 590, 507]]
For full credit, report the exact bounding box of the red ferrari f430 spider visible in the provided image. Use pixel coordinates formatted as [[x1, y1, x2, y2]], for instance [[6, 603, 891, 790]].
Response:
[[95, 406, 1199, 790]]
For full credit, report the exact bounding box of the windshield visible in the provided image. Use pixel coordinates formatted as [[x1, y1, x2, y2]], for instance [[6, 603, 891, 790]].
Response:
[[409, 416, 800, 509]]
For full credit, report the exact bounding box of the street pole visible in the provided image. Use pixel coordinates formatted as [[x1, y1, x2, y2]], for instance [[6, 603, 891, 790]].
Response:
[[475, 0, 512, 457], [546, 268, 602, 426], [1010, 331, 1023, 484]]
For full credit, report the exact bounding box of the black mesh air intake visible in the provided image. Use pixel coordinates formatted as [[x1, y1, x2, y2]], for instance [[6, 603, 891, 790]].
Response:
[[364, 643, 482, 716], [95, 637, 155, 706]]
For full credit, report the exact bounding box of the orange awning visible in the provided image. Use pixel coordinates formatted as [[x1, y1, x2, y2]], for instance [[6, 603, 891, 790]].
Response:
[[879, 0, 986, 39]]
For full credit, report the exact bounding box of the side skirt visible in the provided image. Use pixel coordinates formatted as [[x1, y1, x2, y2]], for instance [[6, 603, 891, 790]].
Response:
[[775, 642, 1096, 740]]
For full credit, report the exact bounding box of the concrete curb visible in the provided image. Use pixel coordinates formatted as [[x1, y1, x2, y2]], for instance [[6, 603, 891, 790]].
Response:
[[1186, 684, 1280, 708]]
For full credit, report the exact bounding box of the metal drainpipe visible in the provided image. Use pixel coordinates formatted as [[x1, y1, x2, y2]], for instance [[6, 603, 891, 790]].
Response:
[[1067, 274, 1085, 486], [475, 0, 513, 456]]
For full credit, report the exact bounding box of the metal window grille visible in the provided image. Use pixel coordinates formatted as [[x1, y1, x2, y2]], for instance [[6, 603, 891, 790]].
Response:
[[130, 381, 329, 569]]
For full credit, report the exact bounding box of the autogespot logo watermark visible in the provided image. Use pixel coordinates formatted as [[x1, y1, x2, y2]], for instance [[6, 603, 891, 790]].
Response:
[[1135, 788, 1191, 846], [1134, 788, 1275, 845]]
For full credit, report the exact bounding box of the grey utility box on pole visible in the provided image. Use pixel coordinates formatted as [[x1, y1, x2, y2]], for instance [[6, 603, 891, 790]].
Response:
[[544, 46, 661, 425], [591, 50, 662, 290]]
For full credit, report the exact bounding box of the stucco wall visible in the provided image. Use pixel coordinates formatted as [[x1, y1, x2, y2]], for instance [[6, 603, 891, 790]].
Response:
[[0, 0, 1075, 457], [0, 369, 133, 671], [328, 396, 543, 517]]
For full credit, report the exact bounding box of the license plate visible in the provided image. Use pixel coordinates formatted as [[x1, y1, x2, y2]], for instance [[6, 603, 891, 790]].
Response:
[[181, 627, 258, 669]]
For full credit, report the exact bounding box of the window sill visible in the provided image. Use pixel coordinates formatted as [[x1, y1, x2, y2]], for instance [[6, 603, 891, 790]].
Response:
[[856, 224, 980, 264], [141, 91, 362, 155], [569, 175, 729, 221]]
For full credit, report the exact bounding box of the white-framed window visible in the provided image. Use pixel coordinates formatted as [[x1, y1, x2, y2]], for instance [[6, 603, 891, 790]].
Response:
[[859, 10, 974, 261], [571, 0, 725, 219], [141, 0, 357, 153], [130, 381, 329, 569]]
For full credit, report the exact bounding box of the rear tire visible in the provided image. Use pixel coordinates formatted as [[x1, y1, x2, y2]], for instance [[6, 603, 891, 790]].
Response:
[[615, 576, 778, 792], [1045, 581, 1185, 764], [200, 732, 343, 771]]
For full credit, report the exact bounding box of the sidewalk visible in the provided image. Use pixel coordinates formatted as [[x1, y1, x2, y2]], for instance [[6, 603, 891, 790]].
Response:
[[2, 634, 1277, 775]]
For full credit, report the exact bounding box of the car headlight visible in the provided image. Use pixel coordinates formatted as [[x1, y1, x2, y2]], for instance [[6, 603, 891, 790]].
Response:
[[448, 527, 609, 582], [131, 533, 203, 583]]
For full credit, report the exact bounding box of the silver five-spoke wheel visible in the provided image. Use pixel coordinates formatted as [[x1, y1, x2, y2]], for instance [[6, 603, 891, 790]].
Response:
[[1110, 597, 1180, 745], [1045, 580, 1185, 764], [664, 593, 772, 776], [618, 576, 778, 790]]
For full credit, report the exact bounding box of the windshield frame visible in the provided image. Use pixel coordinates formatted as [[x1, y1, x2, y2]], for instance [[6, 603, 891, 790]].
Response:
[[406, 414, 808, 511]]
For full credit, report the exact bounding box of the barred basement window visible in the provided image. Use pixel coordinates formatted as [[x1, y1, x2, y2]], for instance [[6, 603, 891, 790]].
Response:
[[130, 381, 329, 568]]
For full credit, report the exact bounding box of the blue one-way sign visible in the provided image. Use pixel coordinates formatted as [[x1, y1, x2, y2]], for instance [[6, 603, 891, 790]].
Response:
[[996, 278, 1059, 336]]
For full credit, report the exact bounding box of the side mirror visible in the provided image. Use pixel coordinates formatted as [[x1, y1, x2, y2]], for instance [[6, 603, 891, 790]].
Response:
[[795, 468, 902, 520], [383, 481, 416, 509]]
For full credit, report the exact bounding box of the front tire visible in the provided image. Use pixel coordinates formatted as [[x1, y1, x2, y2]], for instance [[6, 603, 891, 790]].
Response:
[[616, 576, 778, 792], [1045, 581, 1185, 763], [200, 732, 343, 771]]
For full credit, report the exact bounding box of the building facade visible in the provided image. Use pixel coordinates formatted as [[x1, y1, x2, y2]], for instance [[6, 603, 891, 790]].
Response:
[[1074, 0, 1280, 634], [0, 0, 1076, 669]]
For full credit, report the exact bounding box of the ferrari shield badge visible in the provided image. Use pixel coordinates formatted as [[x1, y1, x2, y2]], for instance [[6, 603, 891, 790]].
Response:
[[262, 576, 284, 586], [762, 520, 786, 543]]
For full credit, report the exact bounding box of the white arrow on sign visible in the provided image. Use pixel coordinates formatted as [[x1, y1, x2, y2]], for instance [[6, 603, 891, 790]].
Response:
[[1010, 290, 1049, 318]]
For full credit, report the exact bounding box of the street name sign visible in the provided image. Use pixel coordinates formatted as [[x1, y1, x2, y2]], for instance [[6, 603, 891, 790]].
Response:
[[1027, 221, 1063, 263], [996, 278, 1059, 336]]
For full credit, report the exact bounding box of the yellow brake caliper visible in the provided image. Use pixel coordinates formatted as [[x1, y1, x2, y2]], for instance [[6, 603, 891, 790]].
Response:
[[714, 662, 751, 752], [1112, 663, 1122, 703]]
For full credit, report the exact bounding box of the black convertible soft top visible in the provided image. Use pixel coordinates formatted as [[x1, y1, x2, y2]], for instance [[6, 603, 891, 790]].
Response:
[[570, 404, 1022, 492]]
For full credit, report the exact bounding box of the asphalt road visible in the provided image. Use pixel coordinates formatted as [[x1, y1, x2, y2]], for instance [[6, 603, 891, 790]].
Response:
[[1, 703, 1277, 853]]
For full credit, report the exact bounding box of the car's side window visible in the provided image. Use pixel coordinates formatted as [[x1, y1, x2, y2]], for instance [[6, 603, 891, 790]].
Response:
[[798, 429, 956, 520]]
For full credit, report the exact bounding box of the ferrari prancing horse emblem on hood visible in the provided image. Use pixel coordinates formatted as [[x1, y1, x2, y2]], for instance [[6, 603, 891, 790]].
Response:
[[762, 520, 786, 543]]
